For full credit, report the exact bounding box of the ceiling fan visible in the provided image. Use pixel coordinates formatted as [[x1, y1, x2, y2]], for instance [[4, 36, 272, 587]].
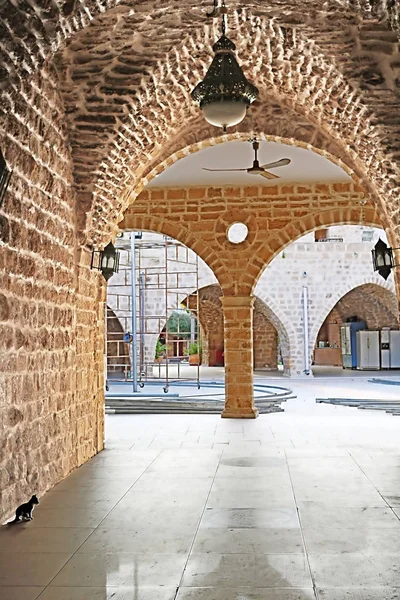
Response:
[[202, 140, 291, 180]]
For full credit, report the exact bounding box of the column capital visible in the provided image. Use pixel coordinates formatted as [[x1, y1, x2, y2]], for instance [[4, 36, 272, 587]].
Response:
[[221, 295, 255, 309]]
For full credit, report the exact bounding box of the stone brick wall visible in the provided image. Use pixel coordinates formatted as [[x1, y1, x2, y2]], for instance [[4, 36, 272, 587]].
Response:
[[121, 186, 394, 377], [121, 183, 377, 296], [0, 68, 105, 523], [333, 284, 398, 330], [253, 301, 279, 370]]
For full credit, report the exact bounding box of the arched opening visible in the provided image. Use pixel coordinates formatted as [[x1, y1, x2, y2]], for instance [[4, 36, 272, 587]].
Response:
[[3, 0, 400, 524], [313, 282, 399, 372]]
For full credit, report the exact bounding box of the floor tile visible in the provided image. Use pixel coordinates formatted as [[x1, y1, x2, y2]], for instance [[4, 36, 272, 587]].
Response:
[[192, 528, 304, 554], [219, 457, 286, 468], [100, 505, 203, 530], [299, 505, 400, 530], [206, 489, 295, 508], [200, 508, 299, 529], [77, 526, 195, 554], [0, 553, 71, 586], [0, 588, 43, 600], [181, 554, 312, 588], [118, 489, 209, 509], [303, 526, 400, 554], [292, 489, 386, 506], [382, 495, 400, 507], [52, 479, 134, 495], [37, 587, 177, 600], [0, 526, 93, 553], [215, 465, 290, 479], [65, 466, 147, 481], [131, 477, 212, 494], [50, 553, 187, 587], [211, 478, 293, 493], [29, 506, 111, 529], [177, 589, 316, 600], [317, 590, 400, 600], [41, 490, 124, 508], [309, 554, 400, 587]]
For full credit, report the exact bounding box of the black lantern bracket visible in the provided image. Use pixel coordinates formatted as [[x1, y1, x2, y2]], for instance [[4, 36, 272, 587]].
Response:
[[91, 242, 120, 282], [0, 149, 12, 208], [371, 238, 400, 280]]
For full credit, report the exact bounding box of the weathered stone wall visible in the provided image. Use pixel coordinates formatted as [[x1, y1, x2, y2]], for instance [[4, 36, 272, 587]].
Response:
[[253, 303, 279, 370], [0, 68, 104, 523], [333, 284, 399, 330], [121, 183, 377, 296], [120, 186, 394, 377]]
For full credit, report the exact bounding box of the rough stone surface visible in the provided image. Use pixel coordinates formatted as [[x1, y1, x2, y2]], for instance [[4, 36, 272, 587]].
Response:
[[0, 67, 105, 523], [121, 183, 378, 296], [1, 0, 400, 520]]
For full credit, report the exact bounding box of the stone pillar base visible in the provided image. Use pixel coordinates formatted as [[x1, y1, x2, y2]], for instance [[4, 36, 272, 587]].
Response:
[[222, 407, 259, 419]]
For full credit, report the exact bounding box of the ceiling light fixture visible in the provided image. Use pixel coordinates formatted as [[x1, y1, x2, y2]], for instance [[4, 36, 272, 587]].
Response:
[[191, 0, 258, 132]]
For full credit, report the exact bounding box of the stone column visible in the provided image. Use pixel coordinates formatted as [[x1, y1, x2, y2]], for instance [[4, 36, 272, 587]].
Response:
[[221, 296, 258, 419]]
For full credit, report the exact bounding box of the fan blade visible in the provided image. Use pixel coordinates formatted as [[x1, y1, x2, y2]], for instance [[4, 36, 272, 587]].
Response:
[[260, 158, 291, 169], [259, 171, 280, 180], [202, 168, 248, 172]]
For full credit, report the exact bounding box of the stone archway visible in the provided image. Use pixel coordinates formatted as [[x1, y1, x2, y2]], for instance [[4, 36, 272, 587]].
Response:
[[2, 0, 400, 520], [5, 5, 393, 249], [310, 281, 399, 369]]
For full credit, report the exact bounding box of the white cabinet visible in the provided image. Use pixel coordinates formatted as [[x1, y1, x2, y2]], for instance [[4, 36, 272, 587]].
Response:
[[381, 328, 390, 369], [390, 331, 400, 368], [356, 331, 380, 370]]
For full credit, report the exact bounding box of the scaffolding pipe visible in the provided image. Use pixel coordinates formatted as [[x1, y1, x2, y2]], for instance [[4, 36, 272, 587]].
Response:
[[139, 272, 145, 375], [130, 233, 138, 392], [302, 285, 310, 375]]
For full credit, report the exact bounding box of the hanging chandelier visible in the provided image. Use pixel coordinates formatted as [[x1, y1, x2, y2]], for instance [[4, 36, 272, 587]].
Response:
[[191, 1, 259, 132]]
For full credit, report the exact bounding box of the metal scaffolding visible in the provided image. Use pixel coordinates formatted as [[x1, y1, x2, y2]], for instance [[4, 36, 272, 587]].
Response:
[[106, 232, 201, 393]]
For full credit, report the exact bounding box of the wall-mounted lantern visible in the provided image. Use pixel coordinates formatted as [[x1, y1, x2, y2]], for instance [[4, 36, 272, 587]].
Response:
[[0, 149, 12, 207], [371, 238, 397, 280], [91, 242, 120, 281]]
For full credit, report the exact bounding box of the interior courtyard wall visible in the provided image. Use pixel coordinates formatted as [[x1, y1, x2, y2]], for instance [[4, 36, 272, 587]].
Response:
[[1, 0, 400, 517], [120, 185, 384, 375], [258, 229, 397, 375], [0, 69, 105, 524]]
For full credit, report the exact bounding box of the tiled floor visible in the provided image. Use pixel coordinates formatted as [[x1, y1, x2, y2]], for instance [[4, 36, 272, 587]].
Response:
[[2, 377, 400, 599]]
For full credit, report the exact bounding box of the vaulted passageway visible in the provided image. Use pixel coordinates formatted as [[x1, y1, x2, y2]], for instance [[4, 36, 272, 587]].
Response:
[[1, 0, 400, 524]]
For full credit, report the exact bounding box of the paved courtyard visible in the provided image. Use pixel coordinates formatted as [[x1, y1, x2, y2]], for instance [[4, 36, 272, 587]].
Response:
[[2, 377, 400, 599]]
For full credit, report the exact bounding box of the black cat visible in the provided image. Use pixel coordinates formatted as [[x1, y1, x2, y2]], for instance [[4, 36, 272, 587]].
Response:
[[9, 494, 39, 523]]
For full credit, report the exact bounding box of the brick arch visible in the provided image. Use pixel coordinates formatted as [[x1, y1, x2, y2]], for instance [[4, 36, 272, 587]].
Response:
[[41, 10, 397, 248], [184, 283, 291, 372], [310, 280, 399, 361], [252, 297, 292, 374], [1, 1, 398, 96], [250, 205, 382, 293], [1, 4, 400, 248], [120, 216, 234, 292], [253, 293, 297, 376]]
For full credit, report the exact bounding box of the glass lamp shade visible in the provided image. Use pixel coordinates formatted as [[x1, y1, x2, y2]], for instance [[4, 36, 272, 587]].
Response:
[[191, 34, 258, 131], [372, 238, 393, 271], [372, 238, 394, 280], [91, 242, 120, 281], [202, 100, 247, 129]]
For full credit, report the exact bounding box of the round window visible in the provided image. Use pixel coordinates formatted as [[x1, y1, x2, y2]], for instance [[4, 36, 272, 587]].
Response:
[[227, 222, 249, 244]]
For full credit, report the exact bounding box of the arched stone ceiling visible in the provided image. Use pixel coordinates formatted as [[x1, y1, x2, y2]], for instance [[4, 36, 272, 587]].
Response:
[[1, 1, 400, 247]]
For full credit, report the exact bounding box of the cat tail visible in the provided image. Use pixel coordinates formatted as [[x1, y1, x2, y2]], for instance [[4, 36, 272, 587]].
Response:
[[7, 516, 20, 525]]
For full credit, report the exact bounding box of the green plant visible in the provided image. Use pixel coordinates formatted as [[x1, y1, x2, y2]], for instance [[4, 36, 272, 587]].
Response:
[[155, 339, 167, 359], [188, 341, 202, 356]]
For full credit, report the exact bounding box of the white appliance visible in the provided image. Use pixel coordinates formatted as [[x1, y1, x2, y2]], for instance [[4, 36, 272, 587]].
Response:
[[381, 328, 390, 369], [356, 331, 380, 370], [390, 330, 400, 368]]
